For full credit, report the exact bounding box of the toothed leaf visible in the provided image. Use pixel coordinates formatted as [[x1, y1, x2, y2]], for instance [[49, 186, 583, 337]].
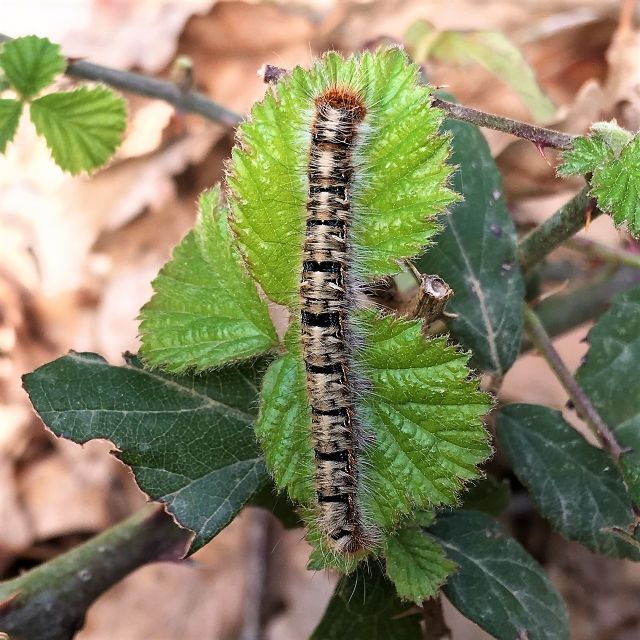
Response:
[[0, 35, 65, 98], [557, 135, 613, 177], [229, 48, 457, 306], [29, 86, 126, 174], [139, 187, 278, 373], [0, 99, 22, 153], [384, 524, 456, 603], [22, 352, 269, 553]]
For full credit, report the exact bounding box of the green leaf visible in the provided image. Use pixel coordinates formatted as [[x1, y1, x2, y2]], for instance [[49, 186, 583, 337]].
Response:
[[0, 98, 22, 153], [22, 352, 268, 553], [257, 312, 491, 565], [228, 48, 456, 306], [0, 35, 65, 98], [139, 187, 278, 373], [384, 525, 456, 603], [406, 21, 555, 121], [557, 135, 613, 177], [311, 564, 422, 640], [577, 286, 640, 503], [417, 119, 525, 374], [460, 476, 511, 516], [429, 510, 569, 640], [590, 135, 640, 233], [497, 404, 639, 559], [29, 86, 126, 174]]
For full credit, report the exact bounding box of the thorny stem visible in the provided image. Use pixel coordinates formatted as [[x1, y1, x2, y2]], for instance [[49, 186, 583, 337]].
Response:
[[431, 97, 576, 150], [0, 33, 242, 128], [523, 304, 624, 461], [0, 504, 191, 640], [565, 237, 640, 270], [518, 186, 601, 272]]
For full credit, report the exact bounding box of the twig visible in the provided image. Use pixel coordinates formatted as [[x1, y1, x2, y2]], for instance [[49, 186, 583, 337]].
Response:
[[0, 33, 242, 128], [0, 505, 191, 640], [565, 237, 640, 270], [431, 97, 576, 150], [421, 596, 450, 640], [523, 304, 624, 461], [518, 186, 601, 272]]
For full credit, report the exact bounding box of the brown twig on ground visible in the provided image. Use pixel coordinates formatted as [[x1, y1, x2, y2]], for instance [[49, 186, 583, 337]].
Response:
[[422, 596, 450, 640], [523, 304, 624, 461]]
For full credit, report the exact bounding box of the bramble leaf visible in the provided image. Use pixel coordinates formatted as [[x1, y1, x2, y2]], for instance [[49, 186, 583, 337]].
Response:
[[255, 312, 491, 566], [23, 352, 269, 553], [228, 48, 456, 306], [384, 524, 456, 603], [0, 35, 65, 98], [139, 187, 278, 373], [29, 86, 126, 174], [557, 135, 613, 177], [311, 564, 422, 640], [0, 99, 22, 153], [576, 286, 640, 504], [497, 404, 640, 558], [417, 118, 524, 374], [429, 510, 569, 640], [406, 21, 555, 121]]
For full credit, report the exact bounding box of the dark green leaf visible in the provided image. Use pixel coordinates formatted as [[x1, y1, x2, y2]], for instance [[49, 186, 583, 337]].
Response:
[[577, 286, 640, 503], [30, 86, 126, 174], [0, 98, 22, 153], [0, 35, 65, 98], [417, 119, 524, 374], [460, 476, 511, 516], [22, 352, 268, 553], [311, 564, 422, 640], [497, 404, 639, 558], [429, 510, 569, 640]]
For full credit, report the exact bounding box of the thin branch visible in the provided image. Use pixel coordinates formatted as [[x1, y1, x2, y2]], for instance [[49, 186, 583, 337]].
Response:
[[523, 304, 624, 461], [431, 97, 576, 150], [565, 237, 640, 270], [0, 505, 191, 640], [0, 33, 242, 128], [518, 186, 601, 272]]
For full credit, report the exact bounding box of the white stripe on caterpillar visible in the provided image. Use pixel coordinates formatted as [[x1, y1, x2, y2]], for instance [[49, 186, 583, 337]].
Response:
[[300, 87, 379, 555]]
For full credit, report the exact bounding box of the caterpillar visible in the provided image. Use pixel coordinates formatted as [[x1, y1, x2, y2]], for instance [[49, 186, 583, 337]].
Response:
[[301, 88, 376, 554]]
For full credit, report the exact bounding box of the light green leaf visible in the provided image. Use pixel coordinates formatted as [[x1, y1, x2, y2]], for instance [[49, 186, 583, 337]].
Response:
[[22, 351, 269, 553], [406, 21, 555, 121], [0, 98, 22, 153], [417, 118, 524, 374], [139, 187, 278, 373], [256, 312, 491, 565], [29, 86, 126, 174], [311, 564, 422, 640], [0, 35, 65, 98], [384, 524, 456, 603], [577, 286, 640, 504], [497, 404, 639, 558], [429, 510, 569, 640], [590, 135, 640, 233], [557, 135, 613, 177], [228, 48, 456, 306]]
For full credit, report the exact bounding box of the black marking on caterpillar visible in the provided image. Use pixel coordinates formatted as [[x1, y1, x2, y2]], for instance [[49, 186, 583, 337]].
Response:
[[300, 87, 379, 554]]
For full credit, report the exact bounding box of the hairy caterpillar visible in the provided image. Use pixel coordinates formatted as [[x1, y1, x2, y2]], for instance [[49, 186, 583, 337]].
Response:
[[301, 88, 375, 553]]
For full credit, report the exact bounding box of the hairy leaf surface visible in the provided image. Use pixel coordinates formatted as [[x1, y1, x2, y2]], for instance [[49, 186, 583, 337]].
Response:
[[229, 48, 457, 306], [0, 98, 22, 153], [577, 286, 640, 502], [497, 404, 639, 558], [23, 352, 268, 552], [139, 187, 278, 372], [429, 510, 569, 640], [0, 35, 65, 98], [311, 564, 422, 639], [418, 119, 524, 374], [30, 86, 126, 174]]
